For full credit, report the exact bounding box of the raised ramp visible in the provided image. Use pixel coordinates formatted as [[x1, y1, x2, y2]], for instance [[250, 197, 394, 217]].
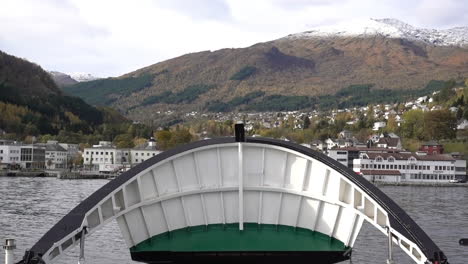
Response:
[[17, 136, 448, 264]]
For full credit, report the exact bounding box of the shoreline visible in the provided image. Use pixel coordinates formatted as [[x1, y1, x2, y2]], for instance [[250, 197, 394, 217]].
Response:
[[0, 170, 117, 179], [375, 181, 468, 187]]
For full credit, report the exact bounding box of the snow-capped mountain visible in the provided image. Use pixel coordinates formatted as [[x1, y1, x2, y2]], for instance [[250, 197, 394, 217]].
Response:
[[49, 71, 101, 87], [69, 72, 100, 82], [49, 71, 78, 87], [286, 18, 468, 47]]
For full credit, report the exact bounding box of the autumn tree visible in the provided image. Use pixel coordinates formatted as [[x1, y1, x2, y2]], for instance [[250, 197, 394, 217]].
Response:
[[401, 110, 425, 140], [113, 134, 134, 148], [424, 109, 457, 140], [386, 115, 399, 133]]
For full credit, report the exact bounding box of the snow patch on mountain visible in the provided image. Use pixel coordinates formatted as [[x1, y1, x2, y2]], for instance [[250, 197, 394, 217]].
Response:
[[286, 18, 468, 47], [69, 72, 100, 82]]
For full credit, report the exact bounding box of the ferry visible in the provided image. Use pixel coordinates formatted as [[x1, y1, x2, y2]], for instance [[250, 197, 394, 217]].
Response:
[[12, 124, 447, 264]]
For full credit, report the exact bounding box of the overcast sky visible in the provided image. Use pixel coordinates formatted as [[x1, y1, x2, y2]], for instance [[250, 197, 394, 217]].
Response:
[[1, 0, 467, 77]]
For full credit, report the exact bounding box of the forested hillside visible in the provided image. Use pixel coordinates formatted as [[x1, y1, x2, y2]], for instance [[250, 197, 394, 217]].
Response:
[[0, 50, 127, 141]]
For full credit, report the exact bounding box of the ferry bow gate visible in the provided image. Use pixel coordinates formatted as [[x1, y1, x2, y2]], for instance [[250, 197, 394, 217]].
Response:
[[17, 125, 448, 264]]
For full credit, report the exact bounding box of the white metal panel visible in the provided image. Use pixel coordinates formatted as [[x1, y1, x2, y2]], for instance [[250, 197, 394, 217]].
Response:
[[244, 146, 264, 186], [223, 191, 238, 223], [116, 215, 133, 248], [333, 207, 357, 244], [283, 154, 308, 190], [349, 215, 365, 247], [338, 179, 352, 204], [196, 149, 220, 188], [278, 193, 301, 226], [261, 192, 281, 225], [141, 203, 168, 236], [316, 203, 340, 236], [306, 161, 329, 195], [173, 154, 199, 191], [302, 160, 313, 191], [297, 198, 320, 230], [264, 149, 287, 187], [203, 192, 223, 224], [153, 163, 178, 195], [220, 147, 238, 186], [364, 197, 375, 220], [325, 170, 342, 201], [163, 199, 186, 230], [184, 194, 205, 226], [125, 180, 141, 207], [125, 208, 149, 245], [87, 209, 100, 229], [101, 198, 114, 221], [244, 191, 260, 223], [140, 172, 158, 200]]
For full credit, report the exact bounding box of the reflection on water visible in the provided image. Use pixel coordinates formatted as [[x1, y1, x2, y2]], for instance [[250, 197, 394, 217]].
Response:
[[0, 178, 466, 264]]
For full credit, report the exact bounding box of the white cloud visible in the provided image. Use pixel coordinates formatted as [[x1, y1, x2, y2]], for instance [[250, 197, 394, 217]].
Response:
[[0, 0, 466, 77]]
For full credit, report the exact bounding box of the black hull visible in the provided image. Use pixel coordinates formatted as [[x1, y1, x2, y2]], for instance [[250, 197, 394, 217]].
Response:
[[131, 250, 351, 264]]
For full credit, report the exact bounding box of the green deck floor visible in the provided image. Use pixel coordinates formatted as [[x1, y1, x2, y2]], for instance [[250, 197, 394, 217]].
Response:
[[131, 223, 348, 253]]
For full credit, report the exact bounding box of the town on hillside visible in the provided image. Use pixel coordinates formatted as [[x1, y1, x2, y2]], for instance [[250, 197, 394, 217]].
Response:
[[1, 87, 467, 184]]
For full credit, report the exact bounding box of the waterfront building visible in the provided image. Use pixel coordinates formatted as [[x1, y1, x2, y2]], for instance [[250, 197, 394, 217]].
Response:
[[20, 145, 46, 169], [353, 152, 466, 183], [328, 147, 389, 169], [0, 140, 21, 169], [0, 140, 47, 169], [58, 142, 81, 164], [130, 137, 161, 164], [82, 141, 130, 172], [41, 142, 68, 170], [82, 138, 161, 172]]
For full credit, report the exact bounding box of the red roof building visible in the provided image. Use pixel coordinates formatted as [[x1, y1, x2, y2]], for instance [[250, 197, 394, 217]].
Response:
[[419, 141, 444, 155]]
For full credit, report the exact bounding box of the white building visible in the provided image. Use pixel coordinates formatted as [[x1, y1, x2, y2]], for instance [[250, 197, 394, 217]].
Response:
[[130, 138, 161, 164], [353, 152, 466, 183], [59, 142, 81, 164], [20, 145, 46, 169], [83, 141, 130, 172], [1, 140, 47, 169], [338, 130, 353, 139], [43, 142, 68, 170], [0, 140, 21, 169], [328, 147, 389, 169], [376, 137, 402, 150], [325, 138, 336, 150], [82, 139, 162, 172], [457, 119, 468, 130], [373, 121, 387, 131]]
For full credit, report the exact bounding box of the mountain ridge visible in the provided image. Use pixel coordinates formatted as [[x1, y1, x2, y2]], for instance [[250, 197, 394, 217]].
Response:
[[62, 18, 468, 120], [286, 18, 468, 47]]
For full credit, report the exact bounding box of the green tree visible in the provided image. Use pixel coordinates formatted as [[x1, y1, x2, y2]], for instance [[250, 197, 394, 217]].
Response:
[[169, 129, 193, 148], [424, 109, 457, 140], [113, 134, 134, 148], [155, 130, 172, 150], [386, 115, 398, 133], [401, 110, 425, 140], [456, 107, 464, 120], [303, 116, 311, 129]]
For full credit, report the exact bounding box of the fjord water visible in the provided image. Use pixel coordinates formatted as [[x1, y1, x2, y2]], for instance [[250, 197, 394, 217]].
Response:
[[0, 178, 466, 264]]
